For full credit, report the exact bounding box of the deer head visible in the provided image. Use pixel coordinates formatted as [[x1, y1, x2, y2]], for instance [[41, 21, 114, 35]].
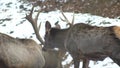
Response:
[[44, 21, 69, 50], [44, 10, 75, 50]]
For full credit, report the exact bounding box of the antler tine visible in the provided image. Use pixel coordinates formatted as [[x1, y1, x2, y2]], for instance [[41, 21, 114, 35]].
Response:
[[26, 6, 44, 45], [71, 12, 75, 25], [30, 6, 34, 16], [60, 9, 72, 26], [38, 22, 41, 31], [35, 10, 41, 23]]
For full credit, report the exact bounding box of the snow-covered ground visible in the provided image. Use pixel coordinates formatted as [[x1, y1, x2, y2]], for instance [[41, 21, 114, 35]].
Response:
[[0, 0, 120, 68]]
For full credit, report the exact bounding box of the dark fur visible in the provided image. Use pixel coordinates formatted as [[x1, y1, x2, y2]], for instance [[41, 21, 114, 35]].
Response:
[[45, 22, 120, 68]]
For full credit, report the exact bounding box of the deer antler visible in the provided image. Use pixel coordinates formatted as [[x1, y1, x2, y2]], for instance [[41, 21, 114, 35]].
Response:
[[60, 9, 75, 27], [71, 12, 75, 25], [25, 6, 44, 45]]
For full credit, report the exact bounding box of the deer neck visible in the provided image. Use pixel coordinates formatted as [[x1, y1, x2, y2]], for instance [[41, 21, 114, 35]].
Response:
[[51, 28, 70, 50]]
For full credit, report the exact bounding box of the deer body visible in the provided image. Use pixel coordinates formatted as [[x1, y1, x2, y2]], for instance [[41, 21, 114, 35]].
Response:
[[45, 22, 120, 68], [0, 33, 45, 68], [65, 23, 120, 68]]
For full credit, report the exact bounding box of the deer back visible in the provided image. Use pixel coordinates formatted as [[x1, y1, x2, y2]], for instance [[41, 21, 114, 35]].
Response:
[[0, 33, 45, 68], [65, 23, 120, 60]]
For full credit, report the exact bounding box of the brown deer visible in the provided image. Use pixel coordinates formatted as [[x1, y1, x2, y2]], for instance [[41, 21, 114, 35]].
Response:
[[0, 30, 65, 68], [0, 6, 67, 68], [0, 25, 64, 68], [44, 20, 120, 68], [0, 33, 45, 68], [26, 6, 67, 68]]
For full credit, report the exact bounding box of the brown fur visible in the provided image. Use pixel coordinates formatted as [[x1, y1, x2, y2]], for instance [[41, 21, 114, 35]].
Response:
[[0, 33, 45, 68], [43, 49, 65, 68], [113, 26, 120, 39], [0, 33, 66, 68]]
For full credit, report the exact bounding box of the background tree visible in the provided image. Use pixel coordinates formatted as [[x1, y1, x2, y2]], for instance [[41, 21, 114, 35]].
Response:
[[19, 0, 120, 18]]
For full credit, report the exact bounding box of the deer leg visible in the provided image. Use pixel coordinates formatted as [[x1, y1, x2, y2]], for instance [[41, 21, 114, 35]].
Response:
[[83, 58, 89, 68], [110, 57, 120, 66], [110, 47, 120, 66], [73, 57, 80, 68], [110, 51, 120, 66]]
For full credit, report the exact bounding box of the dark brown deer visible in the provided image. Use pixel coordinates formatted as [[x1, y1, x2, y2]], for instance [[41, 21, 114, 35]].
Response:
[[44, 11, 90, 68], [0, 33, 45, 68], [44, 20, 120, 68], [26, 6, 67, 68]]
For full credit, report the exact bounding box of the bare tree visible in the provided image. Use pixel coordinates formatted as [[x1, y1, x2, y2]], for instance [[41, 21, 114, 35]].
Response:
[[21, 0, 120, 18]]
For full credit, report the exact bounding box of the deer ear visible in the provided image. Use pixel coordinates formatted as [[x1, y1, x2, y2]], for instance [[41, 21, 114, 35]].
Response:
[[45, 21, 51, 32]]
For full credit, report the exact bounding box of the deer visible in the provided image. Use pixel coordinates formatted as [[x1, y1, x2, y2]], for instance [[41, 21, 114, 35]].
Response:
[[25, 6, 68, 68], [0, 32, 64, 68], [0, 33, 45, 68], [0, 6, 68, 68], [43, 11, 91, 68], [44, 12, 120, 68]]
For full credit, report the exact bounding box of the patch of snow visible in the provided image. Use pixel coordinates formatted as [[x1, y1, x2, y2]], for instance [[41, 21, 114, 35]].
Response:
[[0, 0, 120, 68]]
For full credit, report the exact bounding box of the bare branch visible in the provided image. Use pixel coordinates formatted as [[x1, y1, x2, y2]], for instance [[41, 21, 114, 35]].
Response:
[[25, 6, 44, 45]]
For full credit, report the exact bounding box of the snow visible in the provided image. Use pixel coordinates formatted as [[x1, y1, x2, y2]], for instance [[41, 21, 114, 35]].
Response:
[[0, 0, 120, 68]]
